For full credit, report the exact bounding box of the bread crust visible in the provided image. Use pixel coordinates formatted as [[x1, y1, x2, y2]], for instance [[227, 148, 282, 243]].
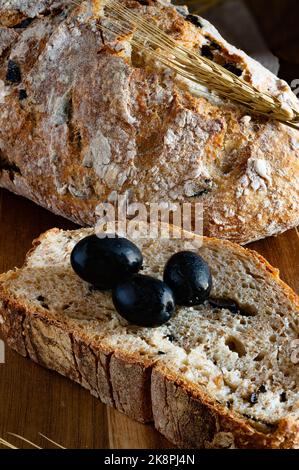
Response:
[[1, 290, 298, 448], [152, 367, 299, 449], [0, 1, 298, 245], [0, 227, 298, 449]]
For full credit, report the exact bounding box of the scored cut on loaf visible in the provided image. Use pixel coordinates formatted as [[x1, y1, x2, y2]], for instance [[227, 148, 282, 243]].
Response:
[[0, 225, 298, 449], [0, 0, 299, 245]]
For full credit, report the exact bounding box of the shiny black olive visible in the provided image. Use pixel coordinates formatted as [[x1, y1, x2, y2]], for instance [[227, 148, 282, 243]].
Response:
[[112, 274, 175, 327], [163, 251, 212, 306], [71, 235, 143, 289]]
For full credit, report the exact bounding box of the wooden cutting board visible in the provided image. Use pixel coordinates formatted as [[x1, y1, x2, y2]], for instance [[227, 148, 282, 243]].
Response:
[[0, 188, 298, 449]]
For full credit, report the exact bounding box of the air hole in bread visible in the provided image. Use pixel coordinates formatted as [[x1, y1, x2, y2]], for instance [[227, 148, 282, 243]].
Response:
[[270, 322, 280, 332], [201, 45, 214, 60], [12, 18, 34, 29], [223, 63, 243, 77], [254, 352, 265, 362], [225, 336, 246, 357], [209, 298, 256, 317]]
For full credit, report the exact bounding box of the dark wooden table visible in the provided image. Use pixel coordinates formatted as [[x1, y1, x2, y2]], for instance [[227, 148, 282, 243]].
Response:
[[0, 0, 298, 449]]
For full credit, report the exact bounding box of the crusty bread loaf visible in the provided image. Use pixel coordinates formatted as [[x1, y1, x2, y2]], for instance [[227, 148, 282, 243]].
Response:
[[0, 0, 298, 245], [0, 225, 298, 448]]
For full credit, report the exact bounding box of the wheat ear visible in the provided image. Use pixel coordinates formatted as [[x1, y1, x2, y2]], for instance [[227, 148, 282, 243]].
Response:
[[89, 0, 298, 129]]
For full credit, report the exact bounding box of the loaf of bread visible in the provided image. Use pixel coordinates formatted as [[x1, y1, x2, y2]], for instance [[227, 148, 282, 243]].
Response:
[[0, 225, 298, 448], [0, 0, 298, 244]]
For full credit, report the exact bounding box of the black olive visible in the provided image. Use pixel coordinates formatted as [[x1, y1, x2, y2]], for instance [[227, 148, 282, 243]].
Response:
[[13, 18, 33, 29], [185, 14, 203, 28], [210, 41, 222, 51], [259, 385, 267, 394], [164, 251, 212, 306], [280, 392, 287, 403], [166, 334, 176, 343], [71, 235, 143, 290], [112, 275, 175, 327], [223, 63, 243, 77], [19, 89, 28, 100], [201, 45, 214, 60], [6, 60, 21, 84]]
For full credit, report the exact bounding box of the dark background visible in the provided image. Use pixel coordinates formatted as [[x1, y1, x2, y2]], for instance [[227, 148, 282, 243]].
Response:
[[246, 0, 299, 82]]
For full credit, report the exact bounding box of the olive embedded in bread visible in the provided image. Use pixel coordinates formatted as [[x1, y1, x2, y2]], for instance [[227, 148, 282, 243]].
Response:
[[112, 274, 175, 327], [185, 14, 203, 28], [6, 60, 21, 84], [163, 251, 212, 306], [71, 235, 143, 289]]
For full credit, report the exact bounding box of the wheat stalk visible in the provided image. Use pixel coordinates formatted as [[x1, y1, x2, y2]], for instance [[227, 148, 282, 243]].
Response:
[[85, 0, 298, 130], [0, 433, 65, 449], [0, 438, 18, 449], [39, 433, 66, 449]]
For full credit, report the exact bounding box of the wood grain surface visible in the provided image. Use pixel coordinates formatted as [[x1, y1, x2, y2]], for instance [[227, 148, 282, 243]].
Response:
[[0, 0, 298, 450]]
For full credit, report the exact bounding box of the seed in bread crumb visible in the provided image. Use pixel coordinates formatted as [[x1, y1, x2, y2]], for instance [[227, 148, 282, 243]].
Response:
[[280, 392, 287, 403], [259, 385, 267, 393], [158, 351, 166, 355]]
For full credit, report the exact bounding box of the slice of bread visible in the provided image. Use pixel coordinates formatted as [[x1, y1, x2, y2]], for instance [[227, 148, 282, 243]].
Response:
[[0, 226, 298, 448]]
